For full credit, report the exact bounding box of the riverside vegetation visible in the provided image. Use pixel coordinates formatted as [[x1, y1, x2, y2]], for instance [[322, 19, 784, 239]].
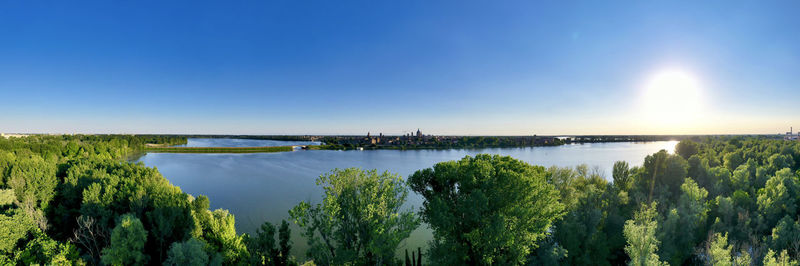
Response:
[[1, 135, 799, 265]]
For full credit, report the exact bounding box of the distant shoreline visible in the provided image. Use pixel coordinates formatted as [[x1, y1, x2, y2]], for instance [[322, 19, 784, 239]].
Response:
[[138, 134, 785, 153]]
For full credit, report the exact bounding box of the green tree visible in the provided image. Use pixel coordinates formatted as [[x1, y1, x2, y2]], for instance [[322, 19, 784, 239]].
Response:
[[676, 139, 700, 159], [408, 154, 564, 265], [146, 191, 195, 262], [731, 160, 757, 194], [734, 250, 751, 266], [0, 189, 13, 206], [278, 220, 292, 266], [204, 209, 248, 264], [769, 154, 795, 174], [624, 202, 667, 266], [769, 216, 800, 256], [636, 150, 688, 207], [164, 237, 209, 266], [724, 151, 745, 172], [613, 161, 632, 191], [7, 155, 57, 230], [763, 249, 798, 266], [707, 232, 732, 266], [248, 220, 294, 266], [658, 178, 709, 265], [757, 168, 799, 230], [16, 228, 82, 265], [250, 222, 277, 265], [550, 167, 614, 265], [101, 213, 149, 266], [0, 209, 34, 254], [291, 168, 419, 265]]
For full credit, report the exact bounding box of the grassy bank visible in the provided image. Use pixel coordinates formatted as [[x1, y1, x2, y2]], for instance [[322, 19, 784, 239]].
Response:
[[144, 145, 295, 153]]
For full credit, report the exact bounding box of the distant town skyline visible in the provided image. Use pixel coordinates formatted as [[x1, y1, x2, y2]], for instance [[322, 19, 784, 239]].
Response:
[[1, 1, 799, 135]]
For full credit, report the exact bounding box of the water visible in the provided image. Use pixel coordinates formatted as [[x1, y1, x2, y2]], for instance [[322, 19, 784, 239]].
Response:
[[175, 138, 320, 147], [136, 139, 677, 259]]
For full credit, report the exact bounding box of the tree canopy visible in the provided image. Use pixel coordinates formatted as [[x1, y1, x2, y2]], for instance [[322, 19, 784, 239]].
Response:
[[290, 168, 420, 265], [408, 154, 565, 265]]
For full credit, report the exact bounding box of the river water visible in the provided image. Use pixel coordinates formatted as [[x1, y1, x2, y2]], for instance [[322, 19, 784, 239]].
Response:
[[136, 138, 676, 259]]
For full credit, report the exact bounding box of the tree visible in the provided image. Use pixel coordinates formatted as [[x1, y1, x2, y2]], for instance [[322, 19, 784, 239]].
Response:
[[101, 213, 148, 266], [145, 191, 195, 262], [164, 238, 209, 266], [290, 168, 419, 265], [408, 154, 564, 265], [658, 178, 710, 264], [724, 151, 745, 172], [769, 216, 800, 256], [7, 155, 57, 230], [550, 167, 614, 265], [278, 220, 292, 266], [707, 233, 732, 266], [613, 161, 631, 191], [250, 222, 277, 265], [763, 249, 798, 266], [204, 209, 248, 264], [70, 215, 109, 265], [249, 220, 294, 266], [0, 189, 14, 206], [16, 228, 82, 265], [769, 154, 795, 174], [638, 150, 688, 207], [676, 139, 700, 159], [0, 209, 34, 254], [757, 168, 799, 230], [624, 202, 667, 266]]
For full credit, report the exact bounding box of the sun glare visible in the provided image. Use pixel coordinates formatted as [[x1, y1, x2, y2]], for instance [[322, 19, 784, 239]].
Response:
[[641, 69, 703, 127]]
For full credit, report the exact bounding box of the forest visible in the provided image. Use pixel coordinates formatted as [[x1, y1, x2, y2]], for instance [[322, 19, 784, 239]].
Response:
[[1, 134, 799, 265]]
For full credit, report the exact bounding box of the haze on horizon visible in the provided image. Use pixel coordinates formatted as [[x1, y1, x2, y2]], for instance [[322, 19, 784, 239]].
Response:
[[1, 1, 798, 136]]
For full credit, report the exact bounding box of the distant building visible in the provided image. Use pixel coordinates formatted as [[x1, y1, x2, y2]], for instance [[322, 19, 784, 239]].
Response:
[[784, 127, 799, 141], [1, 133, 29, 139], [416, 129, 422, 138]]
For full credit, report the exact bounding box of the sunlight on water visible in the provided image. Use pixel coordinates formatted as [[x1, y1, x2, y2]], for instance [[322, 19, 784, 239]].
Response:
[[662, 140, 678, 154]]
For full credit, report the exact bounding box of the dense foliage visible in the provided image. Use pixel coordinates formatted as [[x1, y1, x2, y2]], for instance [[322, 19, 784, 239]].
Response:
[[290, 168, 420, 265], [404, 137, 800, 265], [531, 137, 800, 265], [3, 134, 799, 265], [408, 154, 564, 265], [0, 135, 296, 265]]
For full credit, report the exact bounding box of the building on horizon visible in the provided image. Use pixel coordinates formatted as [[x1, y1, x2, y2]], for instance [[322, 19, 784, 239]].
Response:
[[784, 127, 799, 141]]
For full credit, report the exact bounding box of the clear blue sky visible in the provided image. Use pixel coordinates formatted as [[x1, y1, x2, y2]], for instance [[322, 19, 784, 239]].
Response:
[[1, 1, 798, 135]]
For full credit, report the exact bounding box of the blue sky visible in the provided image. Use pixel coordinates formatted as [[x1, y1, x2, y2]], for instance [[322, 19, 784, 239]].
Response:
[[1, 1, 798, 135]]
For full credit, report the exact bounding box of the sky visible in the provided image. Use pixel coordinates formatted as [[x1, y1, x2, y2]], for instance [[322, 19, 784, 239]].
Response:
[[1, 1, 799, 135]]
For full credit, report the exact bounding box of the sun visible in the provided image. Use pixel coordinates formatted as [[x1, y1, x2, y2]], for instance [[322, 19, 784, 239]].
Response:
[[641, 69, 703, 127]]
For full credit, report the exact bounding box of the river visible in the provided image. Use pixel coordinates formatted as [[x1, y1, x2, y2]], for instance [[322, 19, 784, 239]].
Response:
[[136, 138, 677, 259]]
